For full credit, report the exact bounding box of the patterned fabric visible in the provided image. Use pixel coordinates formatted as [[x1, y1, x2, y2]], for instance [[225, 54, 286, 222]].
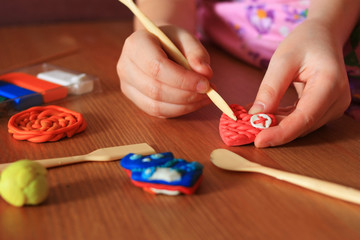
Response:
[[198, 0, 309, 68]]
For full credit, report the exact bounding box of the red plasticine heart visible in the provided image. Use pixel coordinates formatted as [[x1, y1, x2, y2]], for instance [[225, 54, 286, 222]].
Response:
[[219, 104, 277, 146]]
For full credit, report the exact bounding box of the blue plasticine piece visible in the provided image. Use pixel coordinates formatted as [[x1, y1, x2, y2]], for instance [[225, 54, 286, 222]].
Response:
[[121, 152, 203, 187], [121, 152, 175, 170], [0, 81, 43, 110]]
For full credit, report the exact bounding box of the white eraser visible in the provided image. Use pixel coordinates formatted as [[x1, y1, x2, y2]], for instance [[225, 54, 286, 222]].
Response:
[[37, 70, 85, 86], [37, 70, 94, 95]]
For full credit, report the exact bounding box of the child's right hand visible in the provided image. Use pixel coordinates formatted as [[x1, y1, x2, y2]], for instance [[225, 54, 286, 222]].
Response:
[[117, 25, 213, 118], [249, 19, 352, 148]]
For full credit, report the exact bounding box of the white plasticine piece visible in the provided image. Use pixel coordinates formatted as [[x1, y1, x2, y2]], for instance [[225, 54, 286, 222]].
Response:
[[37, 70, 94, 95], [37, 70, 83, 86], [250, 114, 272, 129], [148, 168, 181, 182], [142, 157, 151, 162], [150, 188, 180, 195]]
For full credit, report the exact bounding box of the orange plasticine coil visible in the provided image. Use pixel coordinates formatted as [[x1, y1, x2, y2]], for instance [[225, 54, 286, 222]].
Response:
[[8, 105, 86, 143]]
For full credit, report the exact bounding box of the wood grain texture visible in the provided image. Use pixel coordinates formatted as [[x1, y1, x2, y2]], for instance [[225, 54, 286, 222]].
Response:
[[0, 0, 132, 26], [0, 21, 359, 240]]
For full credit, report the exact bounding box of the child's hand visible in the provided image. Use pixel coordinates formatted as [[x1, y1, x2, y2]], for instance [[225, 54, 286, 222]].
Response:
[[249, 19, 351, 147], [117, 25, 212, 118]]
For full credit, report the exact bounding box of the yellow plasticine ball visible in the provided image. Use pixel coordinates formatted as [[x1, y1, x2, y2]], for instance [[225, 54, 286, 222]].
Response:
[[0, 160, 49, 207]]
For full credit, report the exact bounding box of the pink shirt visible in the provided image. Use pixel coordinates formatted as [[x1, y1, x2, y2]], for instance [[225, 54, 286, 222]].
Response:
[[198, 0, 309, 68], [198, 0, 359, 75]]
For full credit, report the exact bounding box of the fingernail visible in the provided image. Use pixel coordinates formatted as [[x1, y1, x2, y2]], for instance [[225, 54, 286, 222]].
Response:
[[255, 142, 271, 148], [196, 80, 209, 93], [201, 61, 211, 70], [249, 102, 265, 114]]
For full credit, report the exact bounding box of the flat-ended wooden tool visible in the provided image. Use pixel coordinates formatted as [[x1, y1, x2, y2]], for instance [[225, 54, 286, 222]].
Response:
[[211, 149, 360, 205], [118, 0, 237, 121], [0, 143, 156, 171]]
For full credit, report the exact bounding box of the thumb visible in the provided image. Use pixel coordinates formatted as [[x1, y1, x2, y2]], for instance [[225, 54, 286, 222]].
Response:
[[249, 56, 299, 114]]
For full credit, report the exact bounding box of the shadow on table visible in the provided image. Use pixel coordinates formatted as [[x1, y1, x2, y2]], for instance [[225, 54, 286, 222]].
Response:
[[47, 173, 126, 205]]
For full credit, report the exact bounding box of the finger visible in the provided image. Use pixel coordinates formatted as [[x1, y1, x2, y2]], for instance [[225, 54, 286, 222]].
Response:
[[254, 109, 319, 148], [121, 56, 209, 104], [249, 53, 300, 114], [131, 30, 210, 93], [162, 26, 213, 79], [121, 83, 211, 118], [299, 91, 350, 136], [293, 82, 305, 97], [254, 94, 329, 148], [254, 100, 340, 148], [254, 76, 349, 147]]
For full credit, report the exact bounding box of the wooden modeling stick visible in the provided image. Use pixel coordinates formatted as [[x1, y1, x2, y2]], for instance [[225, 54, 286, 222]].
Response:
[[211, 149, 360, 205], [0, 143, 156, 171], [118, 0, 237, 121]]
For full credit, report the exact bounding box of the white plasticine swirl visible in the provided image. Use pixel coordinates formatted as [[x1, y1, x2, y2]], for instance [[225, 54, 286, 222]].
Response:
[[250, 114, 272, 129]]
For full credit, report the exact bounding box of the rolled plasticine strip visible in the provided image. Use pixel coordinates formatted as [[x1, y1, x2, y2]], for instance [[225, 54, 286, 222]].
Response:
[[0, 72, 68, 103], [8, 105, 86, 143]]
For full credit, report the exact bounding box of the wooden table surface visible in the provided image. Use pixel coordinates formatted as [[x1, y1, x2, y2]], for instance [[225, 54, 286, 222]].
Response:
[[1, 20, 360, 240]]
